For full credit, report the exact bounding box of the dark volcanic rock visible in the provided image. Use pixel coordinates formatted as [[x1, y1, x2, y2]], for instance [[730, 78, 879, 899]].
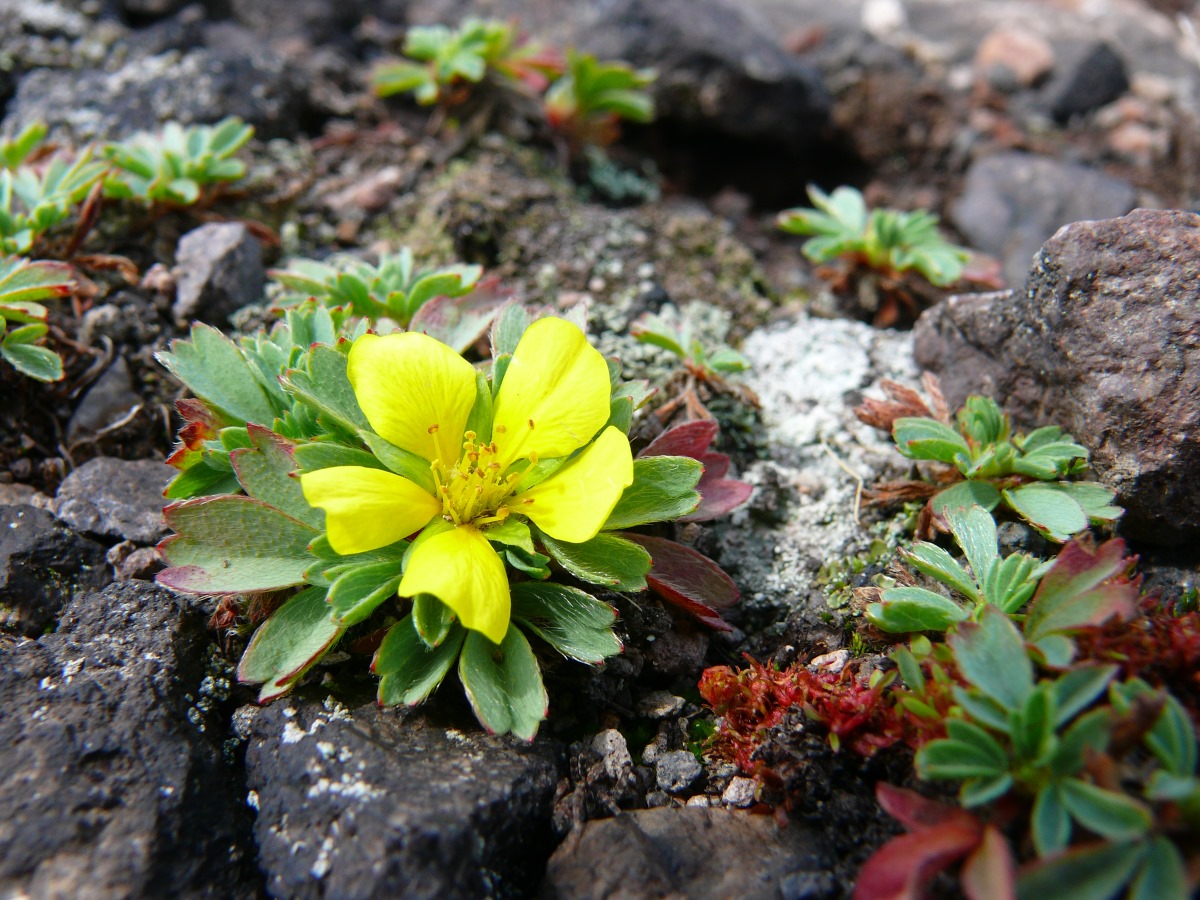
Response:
[[0, 505, 108, 636], [52, 456, 174, 544], [5, 45, 307, 141], [951, 152, 1137, 287], [540, 807, 832, 899], [243, 698, 562, 899], [173, 222, 265, 325], [0, 581, 253, 897], [915, 208, 1200, 547], [1042, 41, 1130, 123]]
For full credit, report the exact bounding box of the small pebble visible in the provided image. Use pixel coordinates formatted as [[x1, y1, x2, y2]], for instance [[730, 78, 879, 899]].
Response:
[[808, 649, 851, 674], [635, 689, 686, 719], [656, 750, 702, 794], [721, 776, 758, 808]]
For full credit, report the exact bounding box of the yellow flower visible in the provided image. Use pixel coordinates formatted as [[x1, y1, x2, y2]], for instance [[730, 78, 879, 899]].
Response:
[[301, 317, 633, 644]]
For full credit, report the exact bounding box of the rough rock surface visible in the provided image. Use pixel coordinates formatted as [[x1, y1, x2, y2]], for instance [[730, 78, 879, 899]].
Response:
[[540, 808, 832, 899], [173, 222, 265, 325], [52, 456, 174, 544], [0, 505, 108, 637], [707, 314, 916, 623], [242, 698, 562, 899], [915, 208, 1200, 546], [5, 45, 306, 141], [0, 581, 254, 898], [951, 152, 1138, 288]]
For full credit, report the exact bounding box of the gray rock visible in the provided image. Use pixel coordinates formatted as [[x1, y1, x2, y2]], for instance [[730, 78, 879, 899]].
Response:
[[655, 750, 702, 794], [243, 699, 562, 899], [591, 728, 635, 783], [0, 581, 254, 897], [951, 152, 1137, 288], [915, 208, 1200, 546], [540, 807, 831, 899], [0, 505, 108, 636], [5, 45, 306, 141], [66, 357, 145, 444], [635, 689, 686, 719], [1041, 41, 1130, 123], [721, 776, 758, 808], [173, 222, 264, 325], [52, 456, 174, 544]]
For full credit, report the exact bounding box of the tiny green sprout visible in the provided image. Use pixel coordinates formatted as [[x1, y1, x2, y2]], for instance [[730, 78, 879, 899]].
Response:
[[0, 149, 107, 254], [0, 256, 74, 382], [544, 51, 656, 148], [372, 18, 562, 107], [778, 185, 969, 288], [102, 117, 254, 207], [632, 310, 749, 381], [0, 122, 49, 170], [269, 249, 497, 351]]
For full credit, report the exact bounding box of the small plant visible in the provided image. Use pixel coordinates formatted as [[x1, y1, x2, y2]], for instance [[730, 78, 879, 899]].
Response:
[[103, 117, 254, 207], [268, 249, 499, 352], [543, 52, 655, 148], [0, 122, 49, 170], [0, 150, 107, 254], [0, 256, 74, 381], [372, 18, 562, 107], [858, 380, 1122, 542], [778, 185, 969, 288], [157, 304, 741, 739]]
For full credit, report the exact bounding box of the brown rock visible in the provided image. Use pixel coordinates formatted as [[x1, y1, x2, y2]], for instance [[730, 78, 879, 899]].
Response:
[[975, 26, 1055, 89]]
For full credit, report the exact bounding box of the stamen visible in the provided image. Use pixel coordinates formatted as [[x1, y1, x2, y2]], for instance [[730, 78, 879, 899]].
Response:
[[427, 424, 439, 434]]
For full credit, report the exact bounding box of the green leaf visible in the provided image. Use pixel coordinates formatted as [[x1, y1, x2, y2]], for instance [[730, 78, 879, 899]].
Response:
[[360, 430, 437, 494], [1024, 539, 1137, 643], [901, 541, 980, 601], [1031, 783, 1072, 857], [893, 417, 970, 463], [505, 545, 552, 579], [158, 324, 277, 426], [1057, 481, 1123, 524], [603, 456, 702, 529], [931, 480, 1001, 517], [412, 592, 457, 648], [1146, 693, 1198, 777], [158, 496, 317, 593], [230, 425, 323, 529], [511, 582, 620, 664], [917, 735, 1007, 780], [1, 335, 62, 381], [294, 441, 390, 474], [1004, 482, 1088, 542], [953, 687, 1012, 734], [281, 344, 370, 434], [1052, 666, 1117, 727], [984, 551, 1041, 614], [458, 627, 548, 740], [1130, 837, 1188, 900], [891, 645, 925, 693], [491, 303, 529, 357], [236, 586, 343, 702], [945, 505, 999, 588], [484, 517, 534, 554], [1017, 841, 1145, 900], [867, 587, 969, 633], [1011, 684, 1057, 764], [1032, 634, 1077, 668], [1059, 779, 1152, 841], [538, 530, 650, 591], [960, 773, 1014, 807], [165, 456, 241, 500], [1049, 708, 1113, 778], [328, 559, 403, 626], [375, 616, 465, 707], [947, 607, 1033, 711]]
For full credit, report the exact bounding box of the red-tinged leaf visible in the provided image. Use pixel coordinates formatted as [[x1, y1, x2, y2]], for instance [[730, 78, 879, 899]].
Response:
[[176, 397, 222, 428], [853, 821, 983, 900], [641, 420, 719, 459], [698, 450, 730, 479], [684, 477, 754, 521], [1025, 538, 1139, 642], [876, 783, 979, 833], [625, 533, 739, 609], [962, 826, 1017, 900]]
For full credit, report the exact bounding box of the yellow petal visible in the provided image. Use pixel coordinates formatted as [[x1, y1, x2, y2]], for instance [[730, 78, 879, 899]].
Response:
[[301, 466, 440, 555], [348, 331, 477, 465], [492, 317, 611, 468], [510, 426, 633, 543], [399, 525, 510, 644]]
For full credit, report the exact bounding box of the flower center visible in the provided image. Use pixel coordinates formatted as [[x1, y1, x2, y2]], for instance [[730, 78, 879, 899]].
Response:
[[430, 430, 533, 527]]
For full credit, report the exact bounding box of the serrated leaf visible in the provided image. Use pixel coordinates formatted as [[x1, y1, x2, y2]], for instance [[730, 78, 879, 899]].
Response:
[[236, 586, 342, 702], [459, 626, 548, 740], [538, 530, 650, 591], [230, 425, 323, 529], [902, 541, 980, 601], [1004, 482, 1088, 542], [158, 323, 277, 426], [375, 616, 465, 706], [158, 495, 317, 593], [620, 533, 737, 630], [281, 344, 369, 434], [1024, 538, 1137, 642], [946, 505, 999, 588], [893, 417, 970, 463], [511, 582, 620, 663]]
